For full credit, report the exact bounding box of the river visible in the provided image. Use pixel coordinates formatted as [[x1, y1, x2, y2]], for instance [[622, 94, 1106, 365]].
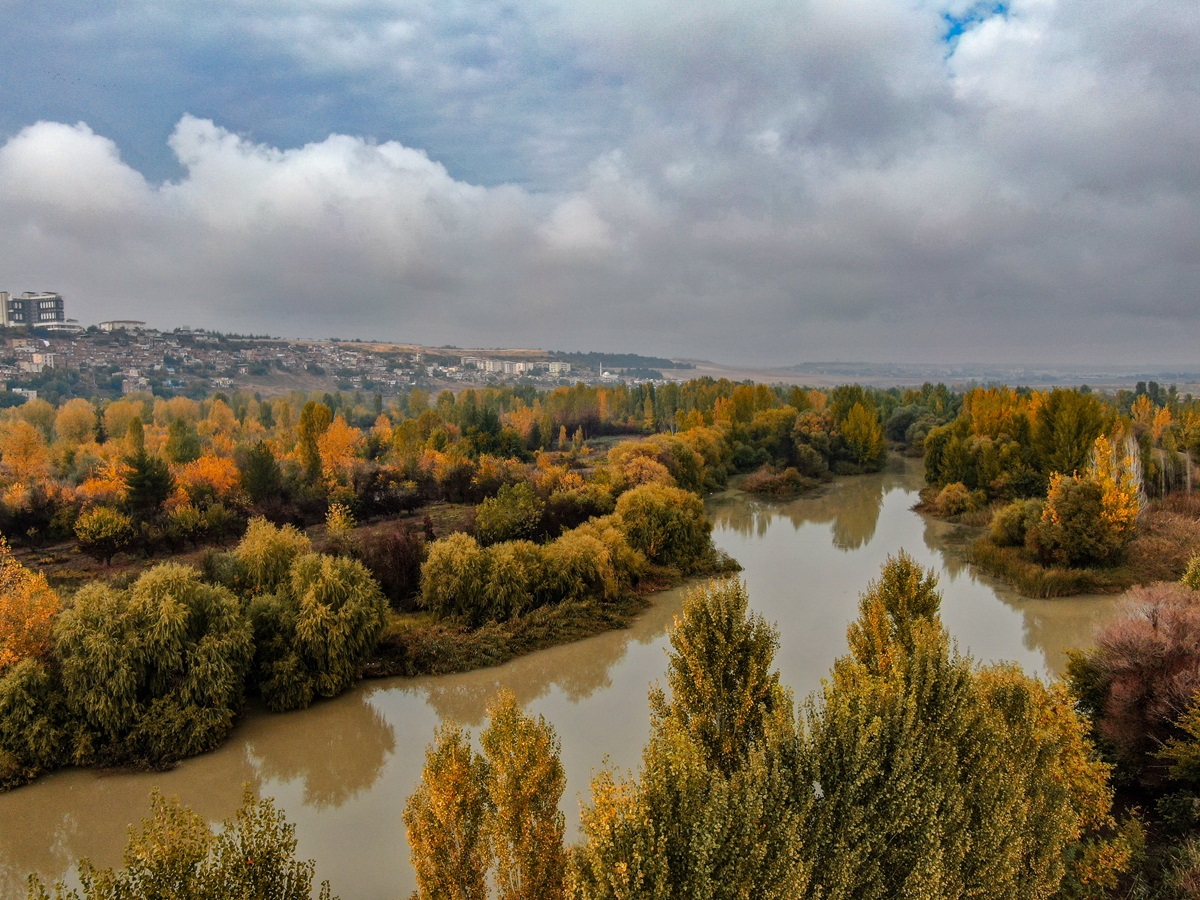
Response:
[[0, 457, 1126, 897]]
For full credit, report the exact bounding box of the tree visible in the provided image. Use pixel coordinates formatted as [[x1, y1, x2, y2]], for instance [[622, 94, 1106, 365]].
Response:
[[421, 533, 491, 622], [476, 482, 545, 546], [570, 580, 809, 900], [840, 401, 887, 470], [164, 416, 202, 464], [0, 419, 50, 481], [298, 401, 333, 484], [404, 722, 491, 900], [234, 517, 313, 594], [481, 691, 567, 900], [74, 506, 135, 564], [53, 398, 97, 446], [239, 440, 284, 506], [27, 788, 336, 899], [249, 552, 388, 712], [649, 579, 784, 776], [124, 447, 173, 522], [802, 552, 1121, 899], [614, 483, 712, 572], [53, 563, 254, 765], [0, 537, 60, 672]]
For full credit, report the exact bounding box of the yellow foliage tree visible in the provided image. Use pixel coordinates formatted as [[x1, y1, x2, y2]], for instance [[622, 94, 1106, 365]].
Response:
[[53, 398, 98, 446], [318, 417, 363, 491], [173, 454, 241, 506], [0, 419, 51, 481], [1089, 435, 1142, 537]]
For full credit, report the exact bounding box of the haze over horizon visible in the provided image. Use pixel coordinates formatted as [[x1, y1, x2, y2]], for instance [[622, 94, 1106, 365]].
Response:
[[1, 0, 1197, 368]]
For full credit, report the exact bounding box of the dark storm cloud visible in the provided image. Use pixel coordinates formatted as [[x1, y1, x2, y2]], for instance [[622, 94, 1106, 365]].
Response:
[[0, 0, 1197, 365]]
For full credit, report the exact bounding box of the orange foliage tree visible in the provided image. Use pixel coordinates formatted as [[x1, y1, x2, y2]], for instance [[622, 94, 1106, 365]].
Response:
[[0, 538, 61, 672]]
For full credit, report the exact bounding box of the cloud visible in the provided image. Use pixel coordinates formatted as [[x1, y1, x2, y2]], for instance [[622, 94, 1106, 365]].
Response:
[[0, 0, 1197, 365]]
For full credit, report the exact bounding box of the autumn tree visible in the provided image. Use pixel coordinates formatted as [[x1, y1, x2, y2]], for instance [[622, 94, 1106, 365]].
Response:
[[53, 398, 98, 446], [74, 506, 135, 564], [570, 579, 809, 900], [802, 552, 1122, 898], [298, 401, 334, 484], [476, 482, 545, 546], [614, 483, 712, 572], [405, 722, 492, 900], [0, 538, 60, 672], [839, 401, 887, 470], [481, 691, 567, 900], [164, 416, 202, 464], [0, 419, 50, 482]]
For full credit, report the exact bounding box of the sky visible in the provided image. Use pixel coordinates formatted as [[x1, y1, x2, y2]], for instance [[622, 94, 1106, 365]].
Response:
[[0, 0, 1197, 367]]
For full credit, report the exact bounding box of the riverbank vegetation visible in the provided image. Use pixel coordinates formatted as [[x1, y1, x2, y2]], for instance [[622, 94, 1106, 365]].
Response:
[[0, 376, 937, 787], [922, 384, 1200, 597]]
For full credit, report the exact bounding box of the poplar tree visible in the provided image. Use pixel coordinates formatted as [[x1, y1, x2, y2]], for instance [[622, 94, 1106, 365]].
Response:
[[404, 723, 492, 900], [481, 691, 567, 900]]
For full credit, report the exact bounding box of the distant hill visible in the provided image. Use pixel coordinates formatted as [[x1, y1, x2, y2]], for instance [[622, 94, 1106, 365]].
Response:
[[551, 351, 693, 371]]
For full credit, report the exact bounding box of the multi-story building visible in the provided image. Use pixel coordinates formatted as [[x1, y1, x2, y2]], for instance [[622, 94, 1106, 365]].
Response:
[[2, 292, 66, 327]]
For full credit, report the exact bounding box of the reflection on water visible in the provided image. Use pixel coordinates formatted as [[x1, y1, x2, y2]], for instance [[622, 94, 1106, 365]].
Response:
[[0, 456, 1126, 899]]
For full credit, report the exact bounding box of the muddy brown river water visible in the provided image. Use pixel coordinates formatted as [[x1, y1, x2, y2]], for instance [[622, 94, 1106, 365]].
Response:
[[0, 457, 1126, 898]]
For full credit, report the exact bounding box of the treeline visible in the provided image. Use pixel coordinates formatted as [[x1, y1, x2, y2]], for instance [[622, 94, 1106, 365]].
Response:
[[402, 562, 1148, 899], [0, 378, 946, 561]]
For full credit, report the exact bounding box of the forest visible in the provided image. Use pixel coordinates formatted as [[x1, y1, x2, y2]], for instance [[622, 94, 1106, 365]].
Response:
[[5, 376, 1200, 896]]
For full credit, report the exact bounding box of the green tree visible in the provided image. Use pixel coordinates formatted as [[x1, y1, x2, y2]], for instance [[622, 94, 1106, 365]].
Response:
[[648, 579, 784, 776], [124, 448, 173, 522], [1032, 389, 1109, 479], [476, 482, 545, 546], [840, 401, 887, 470], [27, 788, 336, 899], [421, 533, 491, 622], [74, 507, 135, 565], [249, 552, 388, 712], [164, 416, 202, 464], [239, 440, 284, 506], [298, 401, 334, 484], [53, 563, 253, 766], [570, 580, 809, 900], [614, 483, 712, 572], [801, 552, 1119, 899], [234, 517, 313, 594]]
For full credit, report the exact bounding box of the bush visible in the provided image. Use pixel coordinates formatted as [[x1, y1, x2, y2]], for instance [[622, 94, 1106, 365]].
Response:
[[542, 484, 615, 535], [989, 498, 1044, 548], [0, 659, 67, 789], [741, 465, 815, 497], [1066, 582, 1200, 788], [1183, 553, 1200, 591]]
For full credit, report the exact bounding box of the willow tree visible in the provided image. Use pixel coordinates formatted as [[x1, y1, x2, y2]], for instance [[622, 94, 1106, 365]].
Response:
[[53, 563, 253, 766]]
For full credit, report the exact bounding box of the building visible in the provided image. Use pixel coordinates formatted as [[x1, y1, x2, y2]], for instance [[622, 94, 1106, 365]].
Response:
[[2, 292, 66, 327], [547, 361, 572, 376], [99, 320, 147, 332]]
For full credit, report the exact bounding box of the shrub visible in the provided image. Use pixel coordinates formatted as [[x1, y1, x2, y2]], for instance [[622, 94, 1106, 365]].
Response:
[[1183, 553, 1200, 591], [1066, 582, 1200, 788], [0, 658, 68, 789], [932, 482, 972, 516], [989, 498, 1044, 548], [476, 482, 545, 546], [542, 484, 615, 535], [74, 506, 135, 564], [741, 465, 814, 497]]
